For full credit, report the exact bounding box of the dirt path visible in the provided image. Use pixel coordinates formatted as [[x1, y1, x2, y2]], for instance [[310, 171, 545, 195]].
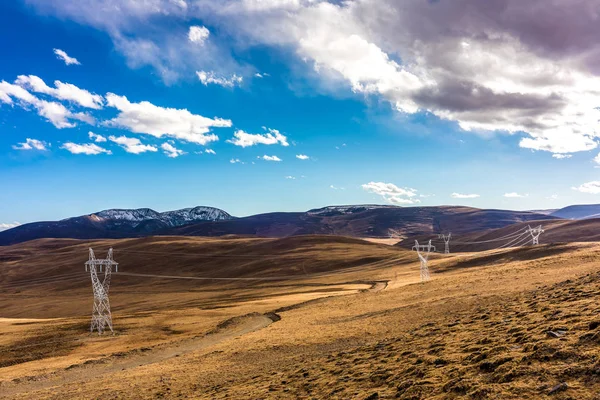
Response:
[[1, 280, 389, 398], [0, 313, 274, 398]]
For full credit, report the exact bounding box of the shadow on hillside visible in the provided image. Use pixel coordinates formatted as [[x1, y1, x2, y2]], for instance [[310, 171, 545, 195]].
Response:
[[434, 243, 578, 273]]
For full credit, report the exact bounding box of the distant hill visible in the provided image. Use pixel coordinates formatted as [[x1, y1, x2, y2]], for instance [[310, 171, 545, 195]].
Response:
[[397, 217, 600, 252], [165, 206, 556, 239], [550, 204, 600, 220], [0, 206, 232, 246], [0, 204, 558, 246]]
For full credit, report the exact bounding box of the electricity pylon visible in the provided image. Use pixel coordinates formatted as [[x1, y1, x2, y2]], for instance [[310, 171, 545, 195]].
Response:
[[528, 225, 544, 245], [413, 240, 432, 282], [388, 229, 402, 239], [85, 248, 118, 335], [439, 233, 451, 254]]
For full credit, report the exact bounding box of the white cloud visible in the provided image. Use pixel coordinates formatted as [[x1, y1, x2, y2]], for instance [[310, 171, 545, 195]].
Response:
[[61, 142, 111, 155], [520, 132, 598, 154], [552, 154, 572, 159], [504, 192, 528, 198], [260, 155, 282, 161], [205, 149, 216, 154], [12, 138, 49, 151], [362, 181, 419, 205], [230, 158, 242, 164], [196, 70, 243, 88], [31, 1, 600, 157], [188, 26, 210, 45], [185, 1, 600, 156], [161, 142, 185, 158], [330, 185, 345, 190], [227, 128, 288, 147], [0, 222, 20, 232], [104, 93, 230, 144], [572, 181, 600, 194], [108, 135, 158, 154], [88, 131, 107, 142], [53, 48, 81, 66], [451, 193, 480, 199], [0, 80, 91, 128], [285, 175, 296, 179], [296, 154, 309, 160], [15, 75, 103, 109], [547, 194, 558, 200]]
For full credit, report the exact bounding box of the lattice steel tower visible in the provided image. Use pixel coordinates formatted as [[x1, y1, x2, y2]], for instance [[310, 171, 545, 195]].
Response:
[[85, 248, 118, 335], [528, 225, 544, 245], [439, 233, 451, 254], [413, 240, 433, 283]]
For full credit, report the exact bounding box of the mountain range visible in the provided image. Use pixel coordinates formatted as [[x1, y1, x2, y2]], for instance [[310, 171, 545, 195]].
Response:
[[0, 204, 569, 246]]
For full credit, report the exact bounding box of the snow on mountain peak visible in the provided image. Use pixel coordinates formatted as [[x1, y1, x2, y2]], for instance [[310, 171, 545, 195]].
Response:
[[75, 206, 233, 227]]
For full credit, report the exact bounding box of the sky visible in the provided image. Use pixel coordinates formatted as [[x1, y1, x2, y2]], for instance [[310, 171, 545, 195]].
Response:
[[3, 0, 600, 229]]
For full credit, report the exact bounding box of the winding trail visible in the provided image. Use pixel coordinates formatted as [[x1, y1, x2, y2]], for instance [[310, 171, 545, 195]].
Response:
[[0, 280, 388, 398]]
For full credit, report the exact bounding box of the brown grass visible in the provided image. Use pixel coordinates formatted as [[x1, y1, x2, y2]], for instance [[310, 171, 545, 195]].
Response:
[[1, 237, 600, 399]]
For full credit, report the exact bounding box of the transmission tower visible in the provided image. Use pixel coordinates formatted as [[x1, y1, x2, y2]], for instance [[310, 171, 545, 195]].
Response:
[[388, 229, 402, 240], [528, 225, 544, 245], [413, 240, 433, 283], [85, 248, 118, 335], [438, 233, 451, 254]]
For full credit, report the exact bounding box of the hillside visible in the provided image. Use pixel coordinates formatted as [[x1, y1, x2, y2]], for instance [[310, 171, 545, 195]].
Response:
[[397, 217, 600, 252], [0, 206, 233, 246], [0, 235, 409, 318], [551, 204, 600, 219], [3, 236, 600, 399], [167, 206, 557, 240], [0, 205, 557, 246]]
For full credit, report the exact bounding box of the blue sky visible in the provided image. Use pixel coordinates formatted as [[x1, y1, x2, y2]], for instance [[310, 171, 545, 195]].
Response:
[[3, 0, 600, 228]]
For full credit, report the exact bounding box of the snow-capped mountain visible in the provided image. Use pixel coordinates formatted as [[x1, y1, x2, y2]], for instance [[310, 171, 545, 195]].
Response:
[[77, 206, 233, 227], [0, 206, 235, 246]]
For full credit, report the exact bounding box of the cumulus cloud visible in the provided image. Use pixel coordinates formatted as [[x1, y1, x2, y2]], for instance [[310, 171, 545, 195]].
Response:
[[230, 158, 242, 164], [285, 175, 296, 179], [12, 138, 49, 151], [451, 193, 480, 199], [260, 155, 282, 162], [108, 135, 158, 154], [552, 154, 572, 159], [194, 0, 600, 155], [572, 181, 600, 194], [296, 154, 309, 160], [504, 192, 528, 198], [88, 131, 107, 142], [61, 142, 111, 155], [188, 25, 210, 44], [15, 75, 103, 109], [29, 0, 600, 155], [161, 142, 185, 158], [227, 128, 288, 147], [196, 70, 243, 87], [205, 148, 216, 154], [53, 48, 81, 65], [0, 222, 20, 232], [362, 181, 419, 205], [0, 80, 92, 128], [104, 93, 230, 144]]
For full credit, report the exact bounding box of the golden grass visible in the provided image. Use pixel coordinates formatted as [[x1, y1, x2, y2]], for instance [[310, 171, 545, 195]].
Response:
[[1, 237, 600, 398]]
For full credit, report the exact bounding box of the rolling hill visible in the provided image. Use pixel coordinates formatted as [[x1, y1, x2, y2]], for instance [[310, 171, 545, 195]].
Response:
[[0, 206, 232, 246], [397, 217, 600, 252], [550, 204, 600, 220], [0, 205, 558, 246]]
